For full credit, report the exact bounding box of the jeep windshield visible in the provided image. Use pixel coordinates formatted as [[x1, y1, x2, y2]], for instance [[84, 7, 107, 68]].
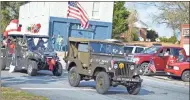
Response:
[[27, 37, 49, 51], [142, 46, 160, 54], [90, 42, 124, 55]]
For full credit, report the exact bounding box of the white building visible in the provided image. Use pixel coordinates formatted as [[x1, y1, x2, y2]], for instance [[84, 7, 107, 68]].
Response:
[[19, 2, 114, 52], [19, 2, 114, 35]]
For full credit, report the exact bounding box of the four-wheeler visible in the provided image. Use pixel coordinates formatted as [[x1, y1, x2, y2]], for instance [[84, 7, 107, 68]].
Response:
[[126, 46, 187, 75], [64, 37, 143, 94], [0, 31, 63, 76], [165, 56, 190, 82]]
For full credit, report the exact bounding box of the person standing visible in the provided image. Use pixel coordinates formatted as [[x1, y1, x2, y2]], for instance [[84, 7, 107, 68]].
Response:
[[59, 36, 64, 51]]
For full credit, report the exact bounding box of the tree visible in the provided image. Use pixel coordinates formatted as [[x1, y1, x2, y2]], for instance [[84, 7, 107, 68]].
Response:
[[112, 2, 130, 39], [125, 9, 139, 42], [152, 2, 189, 35], [159, 36, 177, 43], [146, 29, 158, 41], [1, 2, 26, 33]]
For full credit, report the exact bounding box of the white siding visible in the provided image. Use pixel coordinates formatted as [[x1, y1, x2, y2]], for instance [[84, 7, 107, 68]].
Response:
[[19, 2, 114, 35]]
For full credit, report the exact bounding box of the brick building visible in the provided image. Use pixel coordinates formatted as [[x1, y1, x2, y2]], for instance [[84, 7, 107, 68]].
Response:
[[180, 24, 189, 56]]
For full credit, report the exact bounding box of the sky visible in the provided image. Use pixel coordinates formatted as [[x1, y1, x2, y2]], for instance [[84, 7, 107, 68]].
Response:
[[125, 2, 175, 38]]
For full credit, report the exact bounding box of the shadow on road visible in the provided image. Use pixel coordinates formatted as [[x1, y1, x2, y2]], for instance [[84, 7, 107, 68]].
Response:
[[79, 81, 155, 95], [1, 70, 67, 87]]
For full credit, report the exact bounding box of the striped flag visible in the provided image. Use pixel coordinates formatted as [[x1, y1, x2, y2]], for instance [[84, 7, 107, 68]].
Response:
[[148, 59, 156, 73], [67, 1, 89, 29]]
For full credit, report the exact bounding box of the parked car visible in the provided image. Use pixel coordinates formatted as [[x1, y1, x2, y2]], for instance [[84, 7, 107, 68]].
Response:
[[65, 37, 143, 94], [126, 46, 187, 75], [165, 56, 190, 82], [0, 31, 63, 76], [124, 45, 147, 55]]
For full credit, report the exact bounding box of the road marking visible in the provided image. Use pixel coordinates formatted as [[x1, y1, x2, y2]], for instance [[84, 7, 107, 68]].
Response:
[[21, 87, 128, 92], [21, 87, 96, 91]]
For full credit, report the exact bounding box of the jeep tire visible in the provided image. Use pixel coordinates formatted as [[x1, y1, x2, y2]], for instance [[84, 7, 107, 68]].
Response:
[[126, 76, 141, 95], [181, 70, 190, 82], [53, 62, 63, 76], [96, 72, 110, 94], [27, 60, 37, 76], [68, 67, 81, 87]]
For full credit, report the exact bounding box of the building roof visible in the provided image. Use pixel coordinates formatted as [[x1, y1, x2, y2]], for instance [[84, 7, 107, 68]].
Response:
[[69, 37, 123, 45], [133, 20, 148, 29]]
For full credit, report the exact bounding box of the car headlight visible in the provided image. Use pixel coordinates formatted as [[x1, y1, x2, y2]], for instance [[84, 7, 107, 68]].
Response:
[[130, 65, 135, 70], [173, 66, 179, 70], [114, 64, 118, 69], [133, 57, 140, 63]]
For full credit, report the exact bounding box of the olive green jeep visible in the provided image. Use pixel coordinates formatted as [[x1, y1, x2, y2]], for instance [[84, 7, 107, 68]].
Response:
[[65, 37, 143, 94]]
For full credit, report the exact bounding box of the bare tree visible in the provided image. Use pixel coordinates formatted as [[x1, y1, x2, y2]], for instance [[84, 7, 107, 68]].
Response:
[[152, 2, 189, 35], [125, 9, 138, 42]]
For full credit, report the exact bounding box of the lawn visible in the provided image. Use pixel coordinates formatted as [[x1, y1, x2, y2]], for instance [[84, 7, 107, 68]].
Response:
[[2, 87, 49, 100]]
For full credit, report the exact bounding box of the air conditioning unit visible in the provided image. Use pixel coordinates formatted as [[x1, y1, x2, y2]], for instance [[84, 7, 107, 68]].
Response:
[[182, 28, 189, 36]]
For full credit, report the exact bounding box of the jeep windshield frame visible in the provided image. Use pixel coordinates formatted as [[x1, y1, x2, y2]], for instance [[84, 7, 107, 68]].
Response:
[[90, 41, 124, 56]]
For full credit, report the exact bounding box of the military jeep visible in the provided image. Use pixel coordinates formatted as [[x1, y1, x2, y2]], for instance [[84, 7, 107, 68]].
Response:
[[65, 37, 143, 94], [0, 32, 62, 76]]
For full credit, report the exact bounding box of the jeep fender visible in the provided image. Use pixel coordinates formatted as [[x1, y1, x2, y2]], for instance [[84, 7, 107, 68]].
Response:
[[91, 66, 110, 76], [66, 60, 82, 71]]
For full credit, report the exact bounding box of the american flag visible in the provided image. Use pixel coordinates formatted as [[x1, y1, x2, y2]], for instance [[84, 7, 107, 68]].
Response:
[[67, 1, 89, 29], [148, 59, 156, 73]]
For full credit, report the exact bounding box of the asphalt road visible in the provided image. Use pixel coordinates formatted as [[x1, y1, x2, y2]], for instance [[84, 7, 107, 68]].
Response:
[[1, 70, 189, 100]]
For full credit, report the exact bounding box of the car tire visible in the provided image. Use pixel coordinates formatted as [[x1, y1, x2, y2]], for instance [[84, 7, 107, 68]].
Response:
[[126, 76, 141, 95], [27, 60, 38, 76], [53, 62, 63, 76], [68, 67, 81, 87], [181, 70, 190, 82], [96, 72, 110, 94], [140, 62, 151, 75]]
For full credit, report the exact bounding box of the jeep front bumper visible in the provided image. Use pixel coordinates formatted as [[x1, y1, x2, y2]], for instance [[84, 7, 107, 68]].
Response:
[[112, 77, 143, 83]]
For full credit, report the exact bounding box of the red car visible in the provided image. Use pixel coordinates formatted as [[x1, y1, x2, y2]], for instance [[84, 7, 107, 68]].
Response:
[[165, 57, 190, 82], [126, 46, 187, 75]]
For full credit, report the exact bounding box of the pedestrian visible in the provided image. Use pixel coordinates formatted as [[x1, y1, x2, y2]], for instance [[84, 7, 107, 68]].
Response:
[[59, 36, 64, 51]]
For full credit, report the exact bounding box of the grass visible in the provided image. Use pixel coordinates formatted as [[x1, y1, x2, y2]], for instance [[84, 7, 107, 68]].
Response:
[[2, 87, 49, 100]]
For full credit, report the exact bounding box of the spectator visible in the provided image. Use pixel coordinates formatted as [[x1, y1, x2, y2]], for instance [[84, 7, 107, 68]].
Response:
[[177, 50, 185, 62]]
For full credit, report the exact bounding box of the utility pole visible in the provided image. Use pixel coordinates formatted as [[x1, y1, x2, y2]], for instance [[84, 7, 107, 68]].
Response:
[[0, 1, 2, 99]]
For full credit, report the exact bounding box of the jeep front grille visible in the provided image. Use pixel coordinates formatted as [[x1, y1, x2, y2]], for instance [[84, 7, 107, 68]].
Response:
[[115, 63, 133, 77]]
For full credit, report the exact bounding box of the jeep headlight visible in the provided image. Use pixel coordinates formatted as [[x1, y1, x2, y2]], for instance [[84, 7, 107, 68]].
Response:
[[114, 64, 118, 69], [130, 65, 135, 70], [173, 66, 179, 70]]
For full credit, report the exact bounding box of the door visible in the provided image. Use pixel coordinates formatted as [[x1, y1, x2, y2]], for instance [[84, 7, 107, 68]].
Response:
[[77, 43, 90, 74], [153, 48, 165, 71]]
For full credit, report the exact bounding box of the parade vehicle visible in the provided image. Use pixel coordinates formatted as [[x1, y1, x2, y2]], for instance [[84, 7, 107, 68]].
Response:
[[126, 46, 187, 75], [0, 31, 63, 76], [65, 37, 143, 95], [165, 56, 190, 82]]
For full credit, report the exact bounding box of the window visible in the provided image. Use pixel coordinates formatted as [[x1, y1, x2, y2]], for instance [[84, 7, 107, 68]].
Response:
[[92, 2, 100, 19], [143, 46, 161, 54], [78, 43, 88, 52], [171, 48, 180, 56], [124, 47, 133, 54], [135, 47, 144, 53]]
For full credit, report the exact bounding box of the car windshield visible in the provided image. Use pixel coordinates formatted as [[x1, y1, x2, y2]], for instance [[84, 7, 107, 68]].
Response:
[[27, 37, 49, 51], [124, 47, 133, 54], [90, 42, 124, 55], [142, 46, 160, 54]]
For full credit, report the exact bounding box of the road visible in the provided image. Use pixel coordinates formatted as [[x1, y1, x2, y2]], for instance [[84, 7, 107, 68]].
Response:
[[1, 70, 189, 100]]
